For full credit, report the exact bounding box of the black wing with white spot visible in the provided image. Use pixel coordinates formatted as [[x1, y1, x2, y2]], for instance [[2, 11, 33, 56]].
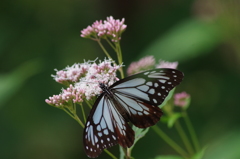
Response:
[[83, 68, 184, 158], [109, 68, 184, 128], [111, 91, 163, 128], [83, 94, 134, 158]]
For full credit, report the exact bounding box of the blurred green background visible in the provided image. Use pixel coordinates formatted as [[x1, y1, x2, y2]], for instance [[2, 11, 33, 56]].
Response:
[[1, 0, 240, 159]]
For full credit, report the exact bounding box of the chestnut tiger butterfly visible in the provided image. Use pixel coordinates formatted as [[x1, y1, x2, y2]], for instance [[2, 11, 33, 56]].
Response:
[[83, 68, 184, 158]]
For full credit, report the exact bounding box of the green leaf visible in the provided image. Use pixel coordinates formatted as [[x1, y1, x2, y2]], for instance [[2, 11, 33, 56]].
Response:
[[159, 116, 169, 124], [167, 113, 182, 128], [119, 146, 125, 159], [123, 126, 150, 156], [159, 88, 175, 108], [139, 19, 223, 62], [202, 129, 240, 159], [131, 126, 150, 148], [0, 58, 43, 108], [119, 125, 149, 159], [190, 146, 207, 159], [154, 155, 183, 159]]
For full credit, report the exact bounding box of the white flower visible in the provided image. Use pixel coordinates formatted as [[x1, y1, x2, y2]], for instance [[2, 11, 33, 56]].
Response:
[[46, 59, 122, 107]]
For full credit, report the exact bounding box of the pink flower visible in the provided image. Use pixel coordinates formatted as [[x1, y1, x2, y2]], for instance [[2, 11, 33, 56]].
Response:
[[127, 56, 156, 76], [46, 59, 122, 107], [127, 57, 180, 76], [53, 63, 89, 85], [104, 16, 127, 42], [80, 16, 127, 42], [80, 26, 95, 38], [174, 92, 190, 108], [45, 85, 84, 107], [156, 60, 178, 69]]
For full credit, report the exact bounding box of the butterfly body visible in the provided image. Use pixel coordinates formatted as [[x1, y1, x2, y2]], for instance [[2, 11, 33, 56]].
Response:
[[99, 83, 113, 97], [83, 68, 184, 158]]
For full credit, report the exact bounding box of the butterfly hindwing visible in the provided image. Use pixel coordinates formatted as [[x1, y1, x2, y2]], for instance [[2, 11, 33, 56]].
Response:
[[109, 68, 184, 128], [83, 94, 134, 158], [112, 91, 163, 128]]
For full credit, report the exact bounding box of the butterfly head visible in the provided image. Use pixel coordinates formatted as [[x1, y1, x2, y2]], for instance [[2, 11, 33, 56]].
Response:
[[98, 82, 108, 91]]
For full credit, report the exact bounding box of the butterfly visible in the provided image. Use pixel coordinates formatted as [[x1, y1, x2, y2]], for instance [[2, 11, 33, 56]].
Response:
[[83, 68, 184, 158]]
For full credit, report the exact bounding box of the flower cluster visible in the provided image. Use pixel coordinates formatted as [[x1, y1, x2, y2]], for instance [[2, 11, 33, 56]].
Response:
[[127, 56, 178, 76], [80, 16, 127, 42], [174, 92, 190, 108], [45, 85, 85, 107], [45, 59, 122, 107], [156, 59, 178, 69], [52, 63, 89, 85], [127, 56, 155, 75]]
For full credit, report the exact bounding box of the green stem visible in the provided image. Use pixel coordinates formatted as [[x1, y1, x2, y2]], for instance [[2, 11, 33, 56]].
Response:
[[62, 108, 75, 119], [73, 102, 77, 113], [174, 121, 194, 156], [152, 125, 189, 158], [105, 38, 123, 66], [97, 39, 124, 79], [81, 104, 86, 123], [103, 149, 118, 159], [118, 60, 124, 79], [85, 100, 93, 109], [182, 111, 200, 152], [74, 114, 85, 128], [106, 38, 117, 52], [126, 148, 131, 159], [62, 108, 85, 128], [115, 43, 122, 63], [97, 40, 113, 60], [115, 42, 124, 79]]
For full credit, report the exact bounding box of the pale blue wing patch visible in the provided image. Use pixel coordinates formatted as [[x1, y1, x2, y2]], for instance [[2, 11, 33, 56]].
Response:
[[112, 78, 146, 88], [83, 95, 118, 158], [113, 92, 163, 128], [83, 95, 134, 158]]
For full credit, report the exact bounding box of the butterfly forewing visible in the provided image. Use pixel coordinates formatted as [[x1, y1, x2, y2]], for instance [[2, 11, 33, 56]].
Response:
[[109, 69, 183, 128], [110, 69, 183, 106], [83, 94, 134, 158], [83, 68, 184, 158]]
